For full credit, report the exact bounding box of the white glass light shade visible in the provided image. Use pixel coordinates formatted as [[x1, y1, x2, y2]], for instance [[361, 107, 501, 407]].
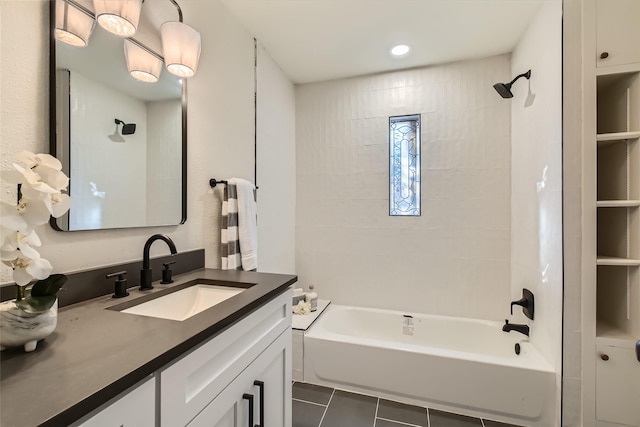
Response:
[[93, 0, 142, 37], [161, 21, 201, 77], [55, 0, 95, 47], [124, 40, 162, 83]]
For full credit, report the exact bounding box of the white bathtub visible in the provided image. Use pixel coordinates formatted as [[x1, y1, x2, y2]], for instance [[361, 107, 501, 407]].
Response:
[[303, 305, 556, 427]]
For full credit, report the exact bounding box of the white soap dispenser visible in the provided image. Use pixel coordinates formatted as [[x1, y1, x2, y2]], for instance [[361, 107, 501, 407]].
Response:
[[306, 284, 318, 312]]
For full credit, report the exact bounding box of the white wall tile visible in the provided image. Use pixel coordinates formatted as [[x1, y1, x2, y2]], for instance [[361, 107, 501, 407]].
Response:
[[295, 55, 512, 320]]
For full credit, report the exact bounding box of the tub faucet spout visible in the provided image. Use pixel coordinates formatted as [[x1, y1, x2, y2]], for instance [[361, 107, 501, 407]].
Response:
[[140, 234, 177, 290], [502, 319, 529, 337]]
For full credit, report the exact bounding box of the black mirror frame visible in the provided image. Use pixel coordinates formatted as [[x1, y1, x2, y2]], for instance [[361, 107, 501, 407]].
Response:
[[48, 0, 187, 232]]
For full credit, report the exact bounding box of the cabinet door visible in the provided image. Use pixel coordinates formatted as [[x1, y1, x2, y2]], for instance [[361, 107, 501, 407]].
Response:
[[252, 329, 292, 427], [188, 330, 292, 427], [596, 345, 640, 426], [596, 0, 640, 68], [74, 376, 155, 427], [161, 291, 290, 427]]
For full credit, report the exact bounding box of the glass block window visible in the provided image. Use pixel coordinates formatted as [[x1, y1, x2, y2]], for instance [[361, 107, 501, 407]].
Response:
[[389, 114, 420, 216]]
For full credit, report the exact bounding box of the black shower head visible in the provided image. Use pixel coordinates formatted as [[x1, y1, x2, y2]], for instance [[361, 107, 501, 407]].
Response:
[[493, 82, 514, 98], [114, 119, 136, 135], [493, 70, 531, 99]]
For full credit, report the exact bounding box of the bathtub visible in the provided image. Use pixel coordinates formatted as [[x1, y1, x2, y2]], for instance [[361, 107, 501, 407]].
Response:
[[303, 305, 556, 427]]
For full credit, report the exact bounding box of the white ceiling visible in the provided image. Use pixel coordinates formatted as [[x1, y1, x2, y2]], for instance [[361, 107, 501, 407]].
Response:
[[219, 0, 545, 84]]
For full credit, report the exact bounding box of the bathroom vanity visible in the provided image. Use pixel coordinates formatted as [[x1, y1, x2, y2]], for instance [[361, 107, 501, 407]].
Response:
[[0, 269, 296, 427]]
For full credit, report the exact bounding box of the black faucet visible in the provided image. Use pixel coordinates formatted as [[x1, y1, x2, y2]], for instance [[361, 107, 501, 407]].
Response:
[[502, 319, 530, 337], [140, 234, 177, 290]]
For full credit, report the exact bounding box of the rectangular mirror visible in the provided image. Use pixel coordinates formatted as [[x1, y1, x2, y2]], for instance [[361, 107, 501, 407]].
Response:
[[49, 0, 187, 231]]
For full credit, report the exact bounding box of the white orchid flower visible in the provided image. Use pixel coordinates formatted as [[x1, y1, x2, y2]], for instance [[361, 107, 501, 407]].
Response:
[[0, 229, 42, 260], [0, 202, 29, 232], [15, 151, 63, 171], [34, 163, 69, 191], [1, 229, 52, 286], [13, 163, 68, 195], [20, 186, 71, 218], [1, 198, 51, 232], [48, 193, 71, 218], [2, 254, 53, 286], [1, 151, 70, 288]]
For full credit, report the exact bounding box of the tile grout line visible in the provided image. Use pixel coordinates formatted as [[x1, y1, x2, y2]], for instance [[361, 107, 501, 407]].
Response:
[[480, 418, 486, 427], [373, 398, 380, 427], [426, 407, 431, 427], [376, 416, 424, 427], [292, 397, 328, 408], [317, 388, 336, 427]]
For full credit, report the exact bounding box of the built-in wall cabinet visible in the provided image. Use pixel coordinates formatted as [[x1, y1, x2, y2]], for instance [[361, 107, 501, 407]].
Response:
[[591, 1, 640, 426]]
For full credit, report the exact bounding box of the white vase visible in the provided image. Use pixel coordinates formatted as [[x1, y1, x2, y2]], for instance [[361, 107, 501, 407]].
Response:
[[0, 299, 58, 352]]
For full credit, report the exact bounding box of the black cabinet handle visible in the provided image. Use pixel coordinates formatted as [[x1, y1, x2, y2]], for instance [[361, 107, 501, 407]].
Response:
[[242, 393, 254, 427], [636, 340, 639, 363], [254, 380, 264, 427]]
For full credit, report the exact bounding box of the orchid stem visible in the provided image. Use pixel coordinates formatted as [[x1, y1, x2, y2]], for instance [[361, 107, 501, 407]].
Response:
[[16, 284, 25, 301]]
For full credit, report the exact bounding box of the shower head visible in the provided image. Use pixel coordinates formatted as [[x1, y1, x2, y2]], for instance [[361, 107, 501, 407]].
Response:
[[493, 70, 531, 99], [114, 119, 136, 135]]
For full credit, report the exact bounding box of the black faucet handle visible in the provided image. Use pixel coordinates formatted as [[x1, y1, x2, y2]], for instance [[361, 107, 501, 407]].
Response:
[[106, 270, 129, 298], [510, 288, 535, 320], [161, 261, 176, 284], [510, 298, 526, 315], [106, 270, 127, 280]]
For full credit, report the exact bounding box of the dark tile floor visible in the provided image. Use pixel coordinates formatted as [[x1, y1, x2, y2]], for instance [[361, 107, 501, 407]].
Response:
[[292, 382, 521, 427]]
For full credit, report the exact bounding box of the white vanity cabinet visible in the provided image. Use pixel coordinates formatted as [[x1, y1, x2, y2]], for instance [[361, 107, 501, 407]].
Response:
[[160, 290, 292, 427], [68, 289, 292, 427], [72, 376, 155, 427], [596, 0, 640, 69]]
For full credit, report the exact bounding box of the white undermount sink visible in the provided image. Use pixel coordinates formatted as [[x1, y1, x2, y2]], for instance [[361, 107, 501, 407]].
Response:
[[121, 284, 246, 321]]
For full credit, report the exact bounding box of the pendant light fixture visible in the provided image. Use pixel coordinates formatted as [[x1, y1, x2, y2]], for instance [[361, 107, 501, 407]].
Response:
[[55, 0, 95, 47], [161, 0, 201, 77], [93, 0, 142, 37], [124, 39, 163, 83]]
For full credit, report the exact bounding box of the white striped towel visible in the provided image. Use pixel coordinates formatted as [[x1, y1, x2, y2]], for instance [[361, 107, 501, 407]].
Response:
[[220, 178, 257, 271], [221, 183, 241, 270], [232, 178, 258, 271]]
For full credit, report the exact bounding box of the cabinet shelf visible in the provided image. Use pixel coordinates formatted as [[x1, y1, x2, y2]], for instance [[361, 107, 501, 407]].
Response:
[[597, 131, 640, 145], [597, 200, 640, 207], [597, 256, 640, 266]]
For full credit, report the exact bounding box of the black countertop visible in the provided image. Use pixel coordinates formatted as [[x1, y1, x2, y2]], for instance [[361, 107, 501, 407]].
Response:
[[0, 269, 297, 427]]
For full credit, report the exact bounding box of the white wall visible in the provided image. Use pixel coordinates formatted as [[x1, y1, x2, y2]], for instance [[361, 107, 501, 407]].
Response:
[[0, 0, 262, 281], [256, 45, 296, 274], [295, 55, 513, 320], [510, 0, 563, 419]]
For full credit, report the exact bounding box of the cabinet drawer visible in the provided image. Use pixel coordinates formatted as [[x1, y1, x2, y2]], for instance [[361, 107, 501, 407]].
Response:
[[596, 344, 640, 426], [160, 290, 291, 427], [72, 376, 155, 427]]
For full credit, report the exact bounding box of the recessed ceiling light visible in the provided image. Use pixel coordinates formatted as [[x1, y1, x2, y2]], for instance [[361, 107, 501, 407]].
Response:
[[391, 44, 410, 57]]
